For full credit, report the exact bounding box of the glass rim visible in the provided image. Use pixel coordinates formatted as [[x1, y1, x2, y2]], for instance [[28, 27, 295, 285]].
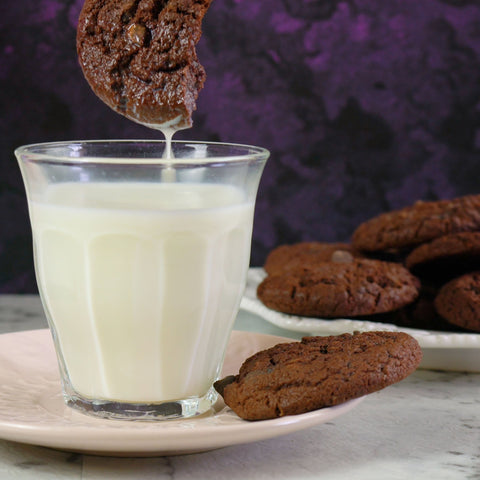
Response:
[[15, 139, 270, 166]]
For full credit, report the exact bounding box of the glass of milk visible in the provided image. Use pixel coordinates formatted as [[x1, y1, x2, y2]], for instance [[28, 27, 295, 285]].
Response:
[[16, 140, 268, 421]]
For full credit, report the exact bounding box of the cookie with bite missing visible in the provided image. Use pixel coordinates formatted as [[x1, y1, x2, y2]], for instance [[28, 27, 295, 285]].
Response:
[[77, 0, 212, 129], [352, 195, 480, 253], [257, 258, 420, 318], [214, 331, 422, 420], [434, 272, 480, 332], [264, 241, 364, 276]]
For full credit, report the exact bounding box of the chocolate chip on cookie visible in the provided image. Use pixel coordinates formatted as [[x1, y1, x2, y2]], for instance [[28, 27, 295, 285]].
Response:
[[406, 232, 480, 281], [77, 0, 212, 129], [215, 331, 422, 420], [257, 259, 420, 318], [352, 195, 480, 253], [434, 272, 480, 332], [264, 242, 364, 276]]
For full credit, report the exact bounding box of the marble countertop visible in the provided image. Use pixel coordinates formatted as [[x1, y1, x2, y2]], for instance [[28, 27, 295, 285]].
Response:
[[0, 294, 479, 479]]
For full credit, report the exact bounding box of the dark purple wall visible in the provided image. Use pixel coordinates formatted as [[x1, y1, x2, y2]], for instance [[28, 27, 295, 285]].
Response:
[[2, 0, 480, 292]]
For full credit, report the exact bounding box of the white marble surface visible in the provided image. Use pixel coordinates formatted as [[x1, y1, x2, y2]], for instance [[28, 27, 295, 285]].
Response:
[[0, 294, 479, 479]]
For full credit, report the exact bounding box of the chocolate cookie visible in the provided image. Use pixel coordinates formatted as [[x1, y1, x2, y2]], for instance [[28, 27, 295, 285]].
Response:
[[358, 283, 462, 332], [257, 259, 420, 318], [264, 242, 364, 276], [352, 195, 480, 253], [77, 0, 212, 129], [434, 272, 480, 332], [214, 332, 422, 420], [406, 232, 480, 281]]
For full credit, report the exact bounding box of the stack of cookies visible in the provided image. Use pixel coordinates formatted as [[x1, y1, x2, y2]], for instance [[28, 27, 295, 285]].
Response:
[[257, 194, 480, 333]]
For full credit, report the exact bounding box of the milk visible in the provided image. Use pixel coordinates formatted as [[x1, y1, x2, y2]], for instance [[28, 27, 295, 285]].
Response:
[[30, 182, 254, 403]]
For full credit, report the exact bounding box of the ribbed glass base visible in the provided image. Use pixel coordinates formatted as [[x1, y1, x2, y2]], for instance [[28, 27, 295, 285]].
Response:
[[63, 386, 218, 421]]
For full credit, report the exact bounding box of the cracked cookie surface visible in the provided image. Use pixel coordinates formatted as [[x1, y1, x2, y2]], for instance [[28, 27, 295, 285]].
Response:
[[215, 331, 422, 420], [406, 232, 480, 281], [77, 0, 212, 129], [263, 241, 364, 276], [434, 272, 480, 332], [257, 259, 420, 318], [352, 194, 480, 253]]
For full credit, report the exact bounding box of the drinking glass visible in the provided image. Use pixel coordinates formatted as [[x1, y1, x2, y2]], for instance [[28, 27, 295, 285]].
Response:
[[16, 140, 268, 421]]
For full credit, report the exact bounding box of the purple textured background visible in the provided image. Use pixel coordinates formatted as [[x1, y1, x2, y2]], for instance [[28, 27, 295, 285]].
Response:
[[2, 0, 480, 292]]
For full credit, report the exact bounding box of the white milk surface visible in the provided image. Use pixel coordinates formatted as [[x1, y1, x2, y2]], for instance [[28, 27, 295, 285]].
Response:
[[30, 182, 254, 403]]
